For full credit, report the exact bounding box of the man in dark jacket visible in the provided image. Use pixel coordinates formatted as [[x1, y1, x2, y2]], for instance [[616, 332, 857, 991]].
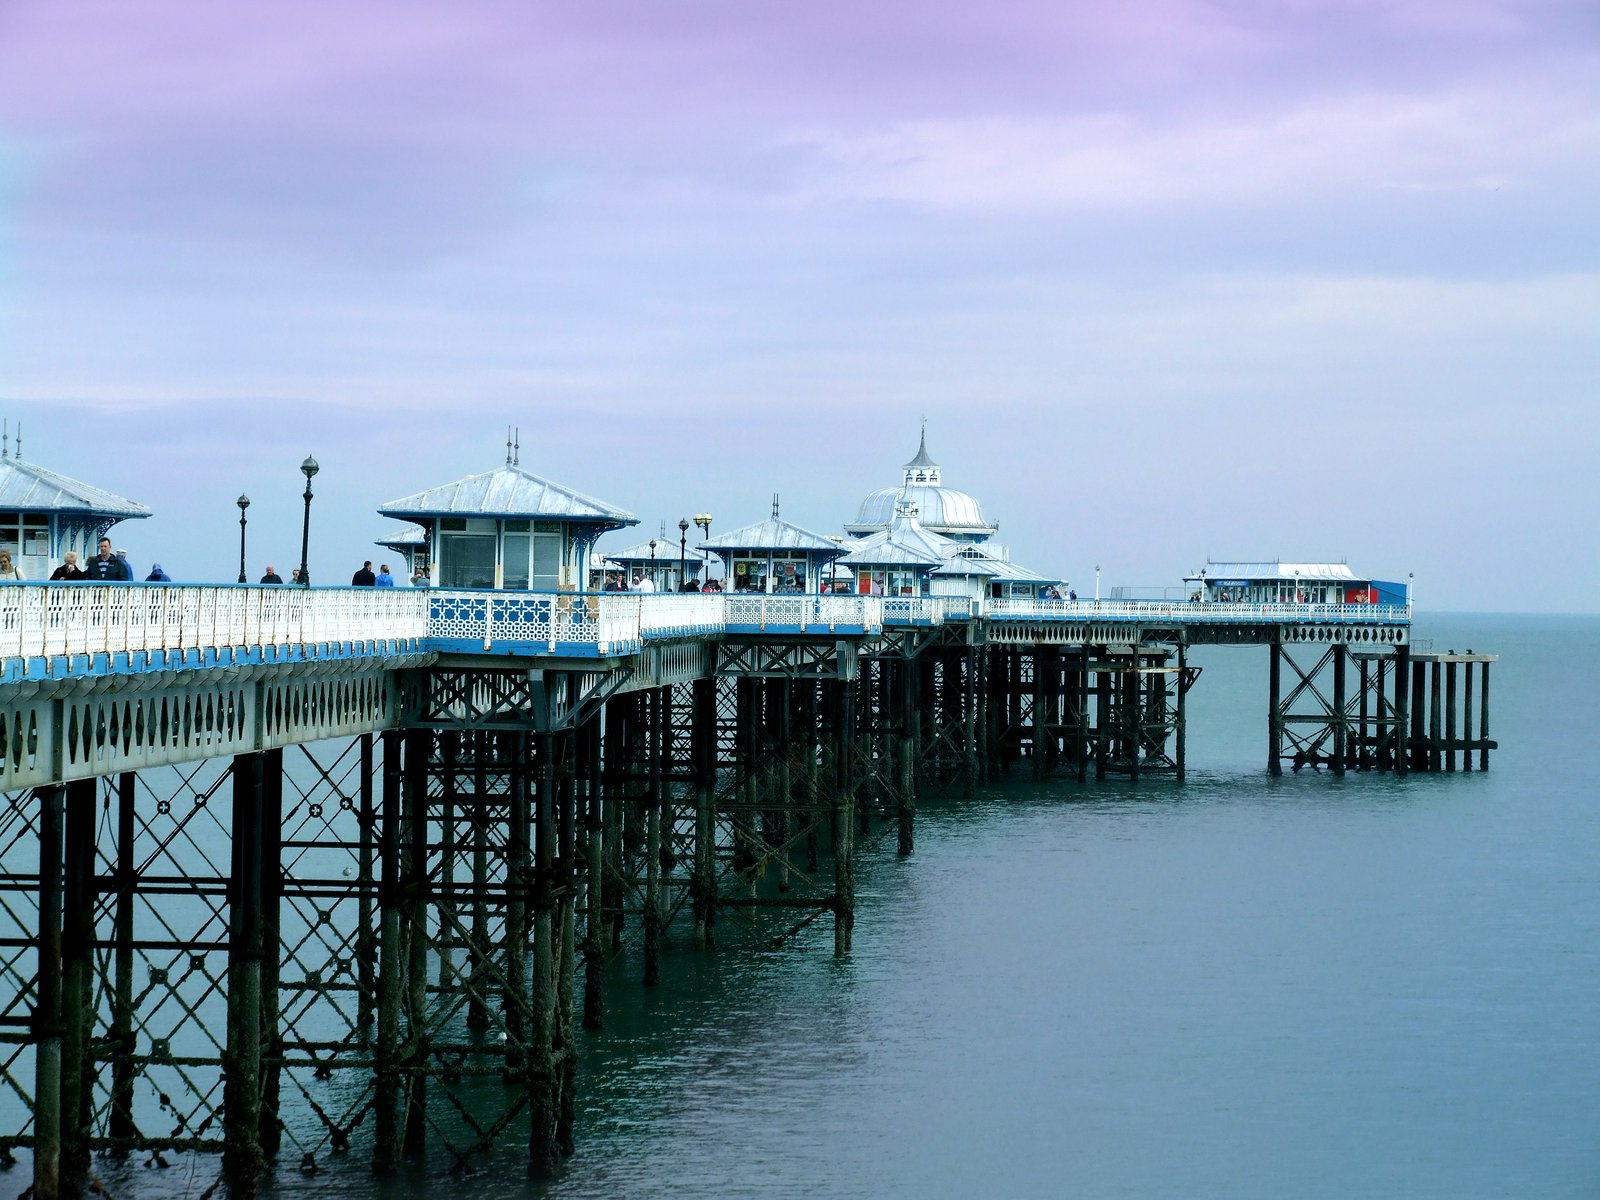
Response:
[[85, 537, 131, 581], [352, 561, 377, 586], [260, 566, 283, 584]]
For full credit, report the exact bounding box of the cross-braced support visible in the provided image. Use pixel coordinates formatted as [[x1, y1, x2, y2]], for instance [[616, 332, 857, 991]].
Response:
[[1271, 642, 1495, 773]]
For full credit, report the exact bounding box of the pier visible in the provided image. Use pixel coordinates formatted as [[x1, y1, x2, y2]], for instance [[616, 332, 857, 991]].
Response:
[[0, 440, 1496, 1195]]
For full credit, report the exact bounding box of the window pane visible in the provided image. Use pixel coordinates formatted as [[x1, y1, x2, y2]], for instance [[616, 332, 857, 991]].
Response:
[[532, 534, 560, 591], [503, 534, 531, 589], [441, 534, 495, 589]]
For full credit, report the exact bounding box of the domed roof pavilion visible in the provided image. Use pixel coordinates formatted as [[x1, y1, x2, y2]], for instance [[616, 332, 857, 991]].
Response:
[[844, 430, 998, 543]]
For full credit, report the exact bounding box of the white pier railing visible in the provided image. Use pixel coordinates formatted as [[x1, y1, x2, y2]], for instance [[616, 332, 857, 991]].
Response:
[[427, 591, 728, 654], [984, 598, 1412, 623], [0, 584, 1413, 679], [0, 582, 429, 660], [721, 594, 883, 634]]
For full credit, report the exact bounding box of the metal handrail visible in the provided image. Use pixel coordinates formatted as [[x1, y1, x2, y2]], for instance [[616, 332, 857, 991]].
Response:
[[983, 598, 1412, 623], [0, 583, 1412, 676]]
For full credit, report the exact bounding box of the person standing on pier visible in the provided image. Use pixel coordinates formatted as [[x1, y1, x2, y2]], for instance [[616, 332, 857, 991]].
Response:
[[631, 571, 655, 593], [0, 551, 22, 581], [352, 560, 377, 586], [86, 537, 131, 581], [144, 563, 171, 581], [375, 563, 395, 587], [260, 565, 283, 583], [50, 552, 85, 581]]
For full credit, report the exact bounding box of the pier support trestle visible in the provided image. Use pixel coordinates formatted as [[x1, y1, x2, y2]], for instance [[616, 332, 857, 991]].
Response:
[[1269, 641, 1496, 774], [986, 641, 1194, 783], [0, 622, 1494, 1193]]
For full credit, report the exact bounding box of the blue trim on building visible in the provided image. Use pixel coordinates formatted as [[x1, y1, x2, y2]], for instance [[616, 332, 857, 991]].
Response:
[[722, 623, 878, 636], [424, 637, 636, 659]]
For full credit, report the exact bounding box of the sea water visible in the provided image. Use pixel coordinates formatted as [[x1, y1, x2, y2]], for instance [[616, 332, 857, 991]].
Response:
[[92, 614, 1600, 1198], [524, 620, 1600, 1200]]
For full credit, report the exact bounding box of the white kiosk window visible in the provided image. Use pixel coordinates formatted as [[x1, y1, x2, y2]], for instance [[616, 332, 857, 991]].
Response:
[[439, 518, 496, 589], [502, 521, 563, 591]]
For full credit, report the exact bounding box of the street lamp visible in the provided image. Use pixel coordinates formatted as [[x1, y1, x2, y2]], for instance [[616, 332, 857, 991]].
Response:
[[678, 517, 689, 591], [236, 494, 250, 583], [648, 538, 657, 589], [298, 455, 319, 587], [1094, 565, 1101, 602], [693, 513, 712, 581]]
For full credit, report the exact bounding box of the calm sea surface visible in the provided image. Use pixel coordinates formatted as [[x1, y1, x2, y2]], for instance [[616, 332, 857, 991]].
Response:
[[124, 613, 1600, 1198]]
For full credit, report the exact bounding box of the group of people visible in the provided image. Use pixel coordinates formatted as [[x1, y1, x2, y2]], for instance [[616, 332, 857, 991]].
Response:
[[350, 561, 425, 587], [2, 538, 165, 583], [6, 544, 436, 588], [602, 573, 723, 593]]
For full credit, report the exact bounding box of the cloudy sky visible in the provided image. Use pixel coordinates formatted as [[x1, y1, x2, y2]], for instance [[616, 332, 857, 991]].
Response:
[[1, 1, 1594, 609]]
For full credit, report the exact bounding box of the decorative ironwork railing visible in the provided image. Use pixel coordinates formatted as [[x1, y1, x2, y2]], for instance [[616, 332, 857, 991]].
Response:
[[984, 598, 1412, 623], [0, 582, 428, 660], [880, 596, 945, 625], [931, 595, 980, 621], [427, 591, 726, 654], [0, 584, 1412, 676], [721, 594, 883, 634]]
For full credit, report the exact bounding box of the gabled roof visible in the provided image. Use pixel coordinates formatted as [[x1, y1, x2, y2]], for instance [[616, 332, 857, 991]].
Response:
[[699, 517, 843, 556], [836, 505, 956, 569], [375, 523, 427, 551], [0, 456, 150, 519], [837, 540, 945, 569], [598, 537, 712, 567], [378, 463, 637, 527], [932, 549, 1060, 584]]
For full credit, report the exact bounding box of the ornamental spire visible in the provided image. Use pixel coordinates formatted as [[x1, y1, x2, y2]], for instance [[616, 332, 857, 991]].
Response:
[[902, 424, 940, 485]]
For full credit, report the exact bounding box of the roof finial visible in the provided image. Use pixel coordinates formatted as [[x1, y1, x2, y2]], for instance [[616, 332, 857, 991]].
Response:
[[506, 425, 513, 467], [2, 419, 8, 460], [13, 423, 18, 461], [513, 427, 520, 467], [771, 492, 780, 519]]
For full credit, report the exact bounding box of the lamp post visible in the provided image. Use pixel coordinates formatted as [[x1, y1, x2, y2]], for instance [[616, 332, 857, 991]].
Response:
[[677, 518, 689, 591], [693, 513, 712, 582], [236, 494, 250, 583], [1094, 565, 1100, 602], [297, 455, 319, 587], [648, 539, 657, 590]]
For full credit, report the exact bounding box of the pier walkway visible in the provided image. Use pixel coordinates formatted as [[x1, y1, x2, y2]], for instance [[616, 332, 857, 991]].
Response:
[[1, 583, 1411, 681]]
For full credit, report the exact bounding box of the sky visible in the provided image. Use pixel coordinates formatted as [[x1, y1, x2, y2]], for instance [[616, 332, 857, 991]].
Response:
[[0, 0, 1595, 609]]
